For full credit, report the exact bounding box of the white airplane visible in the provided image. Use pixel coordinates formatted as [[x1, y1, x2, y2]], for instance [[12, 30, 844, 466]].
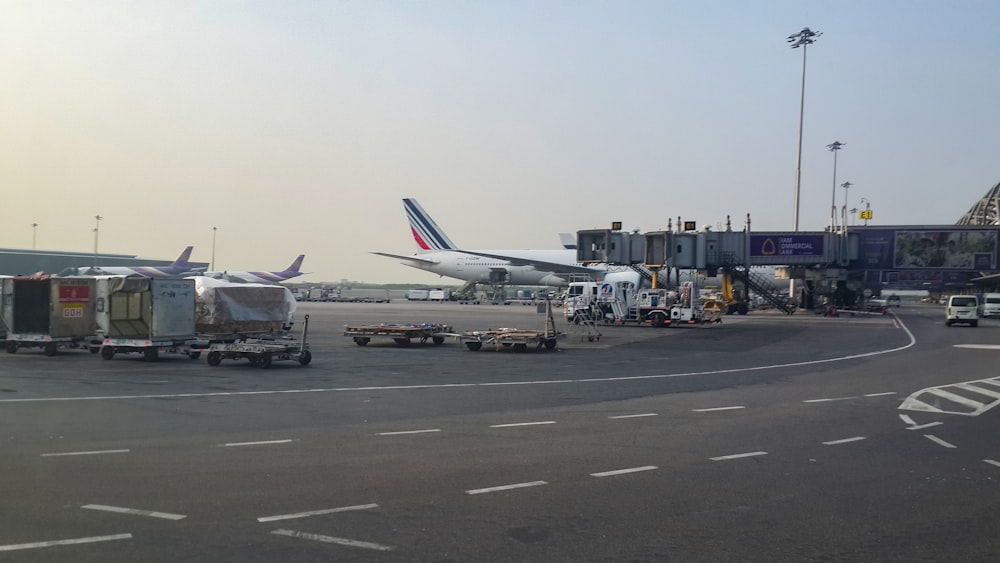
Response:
[[56, 246, 203, 277], [194, 255, 307, 284], [372, 198, 606, 287]]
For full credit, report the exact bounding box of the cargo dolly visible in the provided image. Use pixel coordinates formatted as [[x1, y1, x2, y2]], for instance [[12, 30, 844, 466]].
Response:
[[344, 322, 453, 347], [462, 299, 563, 352], [205, 315, 312, 368]]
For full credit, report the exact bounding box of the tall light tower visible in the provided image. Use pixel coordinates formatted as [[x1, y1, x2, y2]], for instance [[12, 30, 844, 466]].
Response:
[[840, 181, 853, 230], [31, 223, 38, 249], [827, 141, 845, 231], [93, 214, 103, 266], [211, 226, 218, 271], [787, 26, 821, 304]]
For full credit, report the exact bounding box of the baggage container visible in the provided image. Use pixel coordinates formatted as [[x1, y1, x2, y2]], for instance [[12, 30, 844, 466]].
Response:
[[4, 276, 97, 356], [96, 276, 198, 361]]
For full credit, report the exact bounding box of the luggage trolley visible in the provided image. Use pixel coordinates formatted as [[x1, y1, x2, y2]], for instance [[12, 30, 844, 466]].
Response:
[[205, 315, 312, 368]]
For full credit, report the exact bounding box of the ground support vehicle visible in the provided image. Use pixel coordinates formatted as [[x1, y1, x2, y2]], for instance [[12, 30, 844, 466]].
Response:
[[461, 328, 562, 352], [95, 277, 199, 361], [206, 315, 311, 368], [345, 322, 453, 346], [462, 299, 563, 351], [661, 282, 721, 327], [3, 276, 97, 356]]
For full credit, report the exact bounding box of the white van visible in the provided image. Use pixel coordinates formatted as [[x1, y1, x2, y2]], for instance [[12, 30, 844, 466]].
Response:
[[945, 295, 979, 327], [982, 293, 1000, 318]]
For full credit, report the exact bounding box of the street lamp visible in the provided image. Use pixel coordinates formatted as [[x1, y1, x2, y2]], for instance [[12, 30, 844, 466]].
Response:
[[849, 208, 859, 226], [827, 141, 845, 231], [31, 223, 38, 249], [840, 181, 853, 230], [211, 226, 218, 271], [861, 197, 871, 226], [787, 26, 821, 304], [93, 215, 103, 266]]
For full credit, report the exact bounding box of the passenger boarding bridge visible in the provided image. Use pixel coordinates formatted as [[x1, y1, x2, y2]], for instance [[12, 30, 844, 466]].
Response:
[[576, 217, 1000, 309]]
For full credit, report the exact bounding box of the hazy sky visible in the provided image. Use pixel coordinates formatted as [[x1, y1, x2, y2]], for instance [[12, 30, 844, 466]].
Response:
[[2, 1, 998, 283]]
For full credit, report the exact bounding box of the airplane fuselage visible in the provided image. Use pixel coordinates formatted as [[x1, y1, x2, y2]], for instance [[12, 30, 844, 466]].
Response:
[[405, 249, 601, 287]]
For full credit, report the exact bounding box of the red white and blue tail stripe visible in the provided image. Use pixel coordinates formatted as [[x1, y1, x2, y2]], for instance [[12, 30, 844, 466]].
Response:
[[403, 198, 457, 252]]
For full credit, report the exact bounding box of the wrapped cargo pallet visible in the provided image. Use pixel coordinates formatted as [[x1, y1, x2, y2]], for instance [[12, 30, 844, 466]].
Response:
[[192, 277, 296, 334]]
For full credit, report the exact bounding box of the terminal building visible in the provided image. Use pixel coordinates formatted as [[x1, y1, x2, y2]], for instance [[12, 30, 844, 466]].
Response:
[[0, 248, 207, 276]]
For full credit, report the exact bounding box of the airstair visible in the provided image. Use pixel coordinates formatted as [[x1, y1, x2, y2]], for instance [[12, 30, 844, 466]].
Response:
[[714, 252, 796, 315], [567, 299, 602, 342]]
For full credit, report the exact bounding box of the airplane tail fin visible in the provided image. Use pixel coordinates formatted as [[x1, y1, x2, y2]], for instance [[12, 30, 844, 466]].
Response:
[[559, 233, 577, 250], [283, 255, 305, 274], [171, 246, 194, 268], [403, 198, 457, 253]]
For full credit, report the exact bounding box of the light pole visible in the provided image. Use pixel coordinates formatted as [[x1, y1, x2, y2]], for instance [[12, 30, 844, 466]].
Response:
[[211, 227, 218, 271], [31, 223, 38, 249], [827, 141, 845, 231], [787, 26, 821, 304], [861, 197, 871, 226], [840, 181, 853, 231], [93, 215, 103, 266], [849, 208, 859, 226]]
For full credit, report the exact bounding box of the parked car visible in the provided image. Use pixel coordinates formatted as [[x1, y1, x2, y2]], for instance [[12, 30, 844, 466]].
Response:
[[982, 293, 1000, 318], [886, 295, 901, 307]]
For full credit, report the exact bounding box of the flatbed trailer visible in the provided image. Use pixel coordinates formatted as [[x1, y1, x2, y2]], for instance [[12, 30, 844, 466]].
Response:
[[205, 315, 312, 368], [461, 328, 563, 352], [100, 337, 200, 361], [344, 322, 453, 346]]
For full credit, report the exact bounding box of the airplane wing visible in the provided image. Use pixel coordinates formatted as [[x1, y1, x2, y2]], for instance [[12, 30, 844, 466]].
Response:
[[370, 252, 440, 265], [457, 250, 599, 276]]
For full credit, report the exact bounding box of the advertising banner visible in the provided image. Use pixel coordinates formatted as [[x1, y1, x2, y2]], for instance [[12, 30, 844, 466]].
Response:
[[749, 235, 825, 258], [893, 230, 996, 269]]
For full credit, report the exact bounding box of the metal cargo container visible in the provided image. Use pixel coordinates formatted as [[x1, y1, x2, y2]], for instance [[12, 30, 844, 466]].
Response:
[[0, 276, 12, 338], [97, 277, 197, 361], [4, 276, 97, 355]]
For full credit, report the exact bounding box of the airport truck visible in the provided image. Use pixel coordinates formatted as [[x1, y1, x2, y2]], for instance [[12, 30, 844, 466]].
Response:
[[95, 276, 198, 361], [3, 276, 98, 355]]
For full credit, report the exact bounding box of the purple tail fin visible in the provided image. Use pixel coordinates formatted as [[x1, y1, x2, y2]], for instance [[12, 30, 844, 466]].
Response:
[[171, 246, 194, 268], [283, 255, 305, 274]]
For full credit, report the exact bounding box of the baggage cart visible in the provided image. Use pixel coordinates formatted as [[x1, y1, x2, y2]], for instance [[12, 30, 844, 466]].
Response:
[[344, 322, 453, 346], [206, 315, 311, 368]]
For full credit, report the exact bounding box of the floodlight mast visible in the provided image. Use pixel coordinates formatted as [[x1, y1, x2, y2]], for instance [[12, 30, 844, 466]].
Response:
[[827, 141, 845, 231], [787, 26, 821, 307]]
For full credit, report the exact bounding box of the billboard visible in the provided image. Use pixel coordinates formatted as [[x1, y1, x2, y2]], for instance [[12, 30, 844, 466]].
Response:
[[893, 230, 996, 270], [856, 229, 998, 271], [750, 235, 825, 258]]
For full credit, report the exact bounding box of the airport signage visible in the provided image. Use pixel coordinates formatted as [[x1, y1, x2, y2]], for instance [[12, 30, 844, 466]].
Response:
[[749, 235, 825, 258]]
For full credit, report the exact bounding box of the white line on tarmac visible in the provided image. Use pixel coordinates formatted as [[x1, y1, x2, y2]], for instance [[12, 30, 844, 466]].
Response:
[[590, 466, 658, 477], [222, 439, 294, 447], [258, 503, 378, 523], [82, 504, 186, 520], [864, 392, 897, 397], [0, 533, 132, 552], [803, 397, 856, 403], [984, 459, 1000, 468], [954, 344, 1000, 350], [608, 413, 658, 419], [489, 421, 556, 428], [898, 414, 916, 426], [924, 435, 957, 449], [41, 449, 130, 457], [907, 421, 943, 431], [822, 436, 867, 446], [692, 406, 745, 412], [377, 429, 440, 436], [466, 481, 548, 495], [0, 316, 919, 404], [271, 529, 393, 552], [710, 451, 768, 461]]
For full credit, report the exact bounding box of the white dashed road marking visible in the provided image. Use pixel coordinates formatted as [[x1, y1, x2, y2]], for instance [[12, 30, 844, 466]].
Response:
[[41, 449, 130, 457], [222, 439, 294, 447], [692, 406, 745, 412], [608, 413, 658, 419], [271, 529, 393, 552], [864, 392, 897, 397], [803, 397, 855, 403], [590, 466, 658, 477], [466, 481, 548, 495], [924, 435, 957, 449], [906, 422, 943, 430], [984, 459, 1000, 468], [82, 504, 186, 520], [377, 429, 440, 436], [822, 436, 867, 446], [489, 421, 556, 428], [898, 414, 916, 426], [258, 504, 378, 523], [0, 534, 132, 552], [710, 451, 768, 461]]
